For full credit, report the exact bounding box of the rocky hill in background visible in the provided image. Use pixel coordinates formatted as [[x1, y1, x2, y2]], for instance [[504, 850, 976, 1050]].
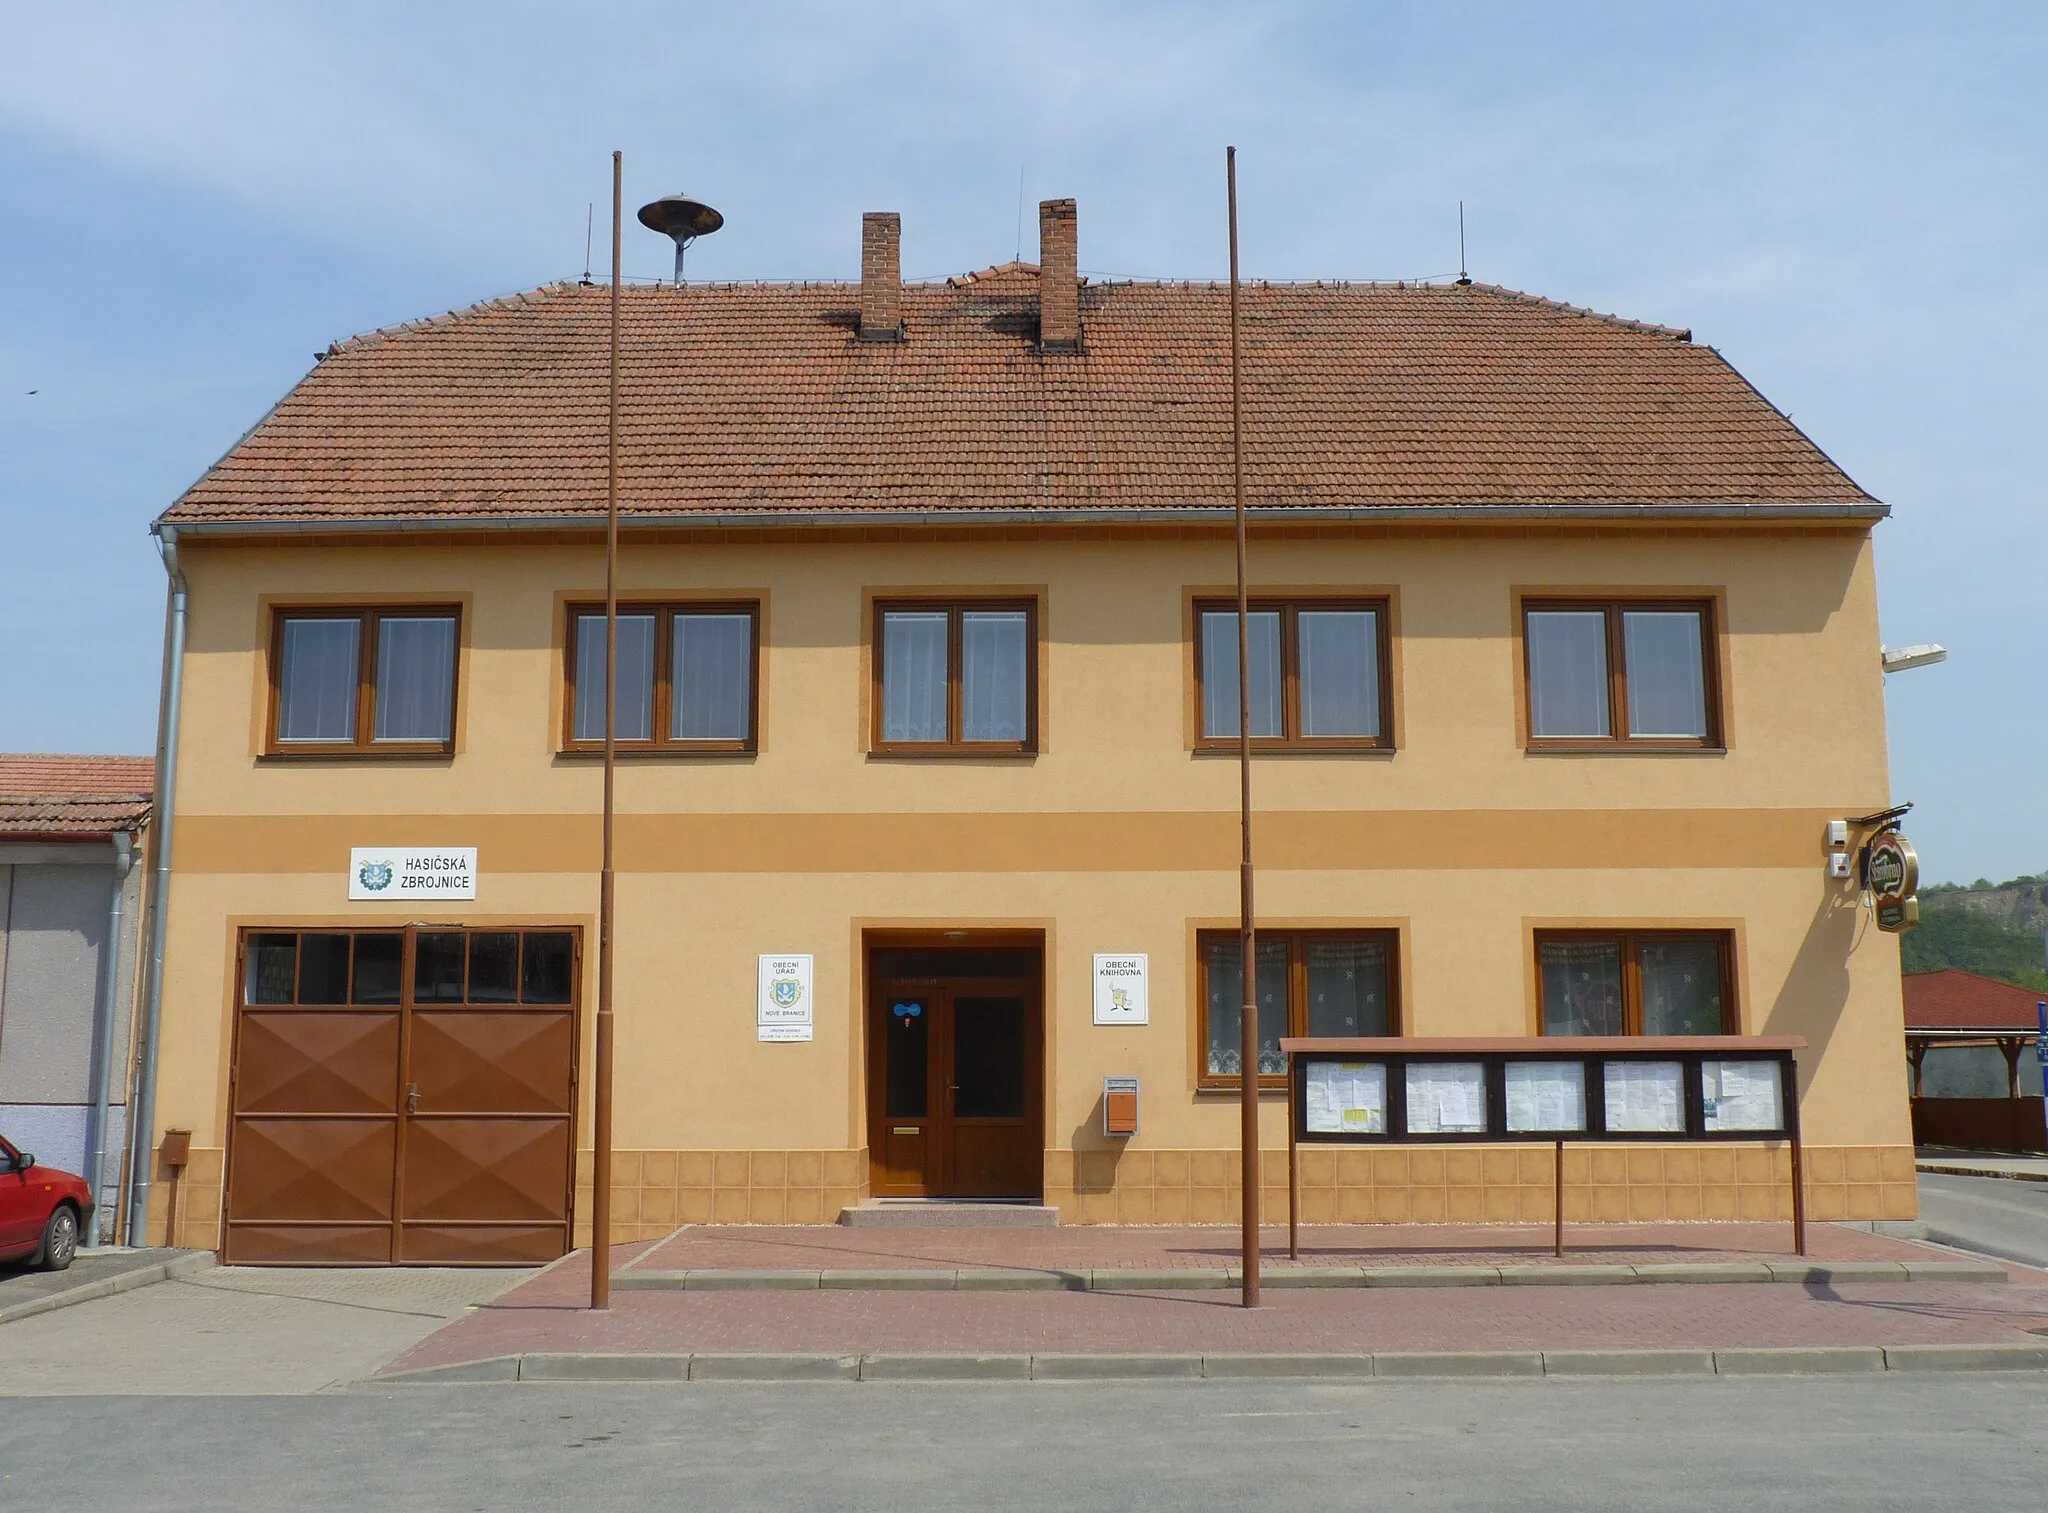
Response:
[[1903, 872, 2048, 991]]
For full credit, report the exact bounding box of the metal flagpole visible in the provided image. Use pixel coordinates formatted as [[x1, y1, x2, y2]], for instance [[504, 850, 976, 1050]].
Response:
[[592, 150, 623, 1311], [1228, 145, 1260, 1310]]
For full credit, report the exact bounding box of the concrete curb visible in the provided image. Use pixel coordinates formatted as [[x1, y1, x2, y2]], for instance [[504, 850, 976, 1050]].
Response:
[[1917, 1163, 2048, 1185], [602, 1259, 2007, 1293], [377, 1341, 2048, 1384], [0, 1250, 217, 1327]]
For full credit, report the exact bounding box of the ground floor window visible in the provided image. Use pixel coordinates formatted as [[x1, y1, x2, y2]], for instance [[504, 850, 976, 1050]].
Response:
[[1535, 930, 1735, 1037], [1198, 929, 1399, 1089], [244, 927, 574, 1006]]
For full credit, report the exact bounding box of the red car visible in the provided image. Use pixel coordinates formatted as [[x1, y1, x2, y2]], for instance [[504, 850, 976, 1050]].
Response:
[[0, 1133, 91, 1271]]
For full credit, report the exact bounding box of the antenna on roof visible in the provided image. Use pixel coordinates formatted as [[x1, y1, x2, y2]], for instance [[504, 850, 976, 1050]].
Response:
[[582, 203, 594, 286], [1457, 202, 1471, 285], [637, 191, 725, 286], [1015, 165, 1027, 263]]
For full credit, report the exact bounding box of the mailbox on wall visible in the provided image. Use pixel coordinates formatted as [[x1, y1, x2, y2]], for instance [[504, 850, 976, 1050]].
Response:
[[1103, 1077, 1140, 1138]]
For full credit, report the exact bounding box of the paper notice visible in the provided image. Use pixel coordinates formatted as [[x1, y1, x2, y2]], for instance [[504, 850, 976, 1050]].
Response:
[[1702, 1059, 1783, 1132], [1505, 1061, 1588, 1132], [1306, 1061, 1386, 1135], [1404, 1063, 1487, 1135], [1602, 1060, 1685, 1132]]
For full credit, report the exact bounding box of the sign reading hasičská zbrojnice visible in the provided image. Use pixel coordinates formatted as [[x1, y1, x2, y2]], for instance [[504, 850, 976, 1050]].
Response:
[[348, 847, 478, 901]]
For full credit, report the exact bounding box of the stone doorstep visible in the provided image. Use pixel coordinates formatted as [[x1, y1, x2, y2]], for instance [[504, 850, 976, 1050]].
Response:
[[838, 1203, 1062, 1229], [380, 1343, 2048, 1385], [603, 1260, 2009, 1293], [0, 1250, 217, 1327]]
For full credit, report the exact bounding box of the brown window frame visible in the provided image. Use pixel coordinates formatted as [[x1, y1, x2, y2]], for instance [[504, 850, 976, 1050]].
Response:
[[561, 601, 761, 755], [1534, 929, 1738, 1036], [264, 605, 462, 758], [1195, 927, 1402, 1091], [1192, 597, 1394, 751], [1521, 597, 1722, 751], [870, 598, 1039, 755], [238, 925, 582, 1011]]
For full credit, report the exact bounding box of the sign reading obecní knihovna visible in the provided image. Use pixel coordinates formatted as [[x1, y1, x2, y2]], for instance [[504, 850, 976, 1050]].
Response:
[[1867, 831, 1920, 933]]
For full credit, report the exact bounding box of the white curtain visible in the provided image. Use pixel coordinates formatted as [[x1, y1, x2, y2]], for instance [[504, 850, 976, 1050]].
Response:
[[373, 617, 458, 741], [1299, 610, 1379, 737], [572, 613, 655, 741], [1623, 611, 1707, 737], [1639, 938, 1722, 1034], [1201, 610, 1282, 738], [673, 613, 752, 740], [882, 611, 948, 741], [277, 618, 360, 741], [1538, 939, 1623, 1035], [1526, 611, 1609, 737], [960, 610, 1027, 742]]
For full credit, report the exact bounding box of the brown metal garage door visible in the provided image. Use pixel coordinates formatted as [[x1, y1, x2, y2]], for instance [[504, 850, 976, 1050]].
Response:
[[225, 927, 578, 1265]]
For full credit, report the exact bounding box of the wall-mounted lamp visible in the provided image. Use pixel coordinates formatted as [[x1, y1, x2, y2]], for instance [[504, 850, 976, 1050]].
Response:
[[1881, 644, 1947, 674]]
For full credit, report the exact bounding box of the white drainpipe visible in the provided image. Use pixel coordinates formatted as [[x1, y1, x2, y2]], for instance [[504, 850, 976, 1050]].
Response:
[[82, 829, 135, 1247], [124, 524, 187, 1247]]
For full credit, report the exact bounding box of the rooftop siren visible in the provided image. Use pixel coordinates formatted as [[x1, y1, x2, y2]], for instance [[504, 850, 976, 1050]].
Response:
[[636, 192, 724, 286]]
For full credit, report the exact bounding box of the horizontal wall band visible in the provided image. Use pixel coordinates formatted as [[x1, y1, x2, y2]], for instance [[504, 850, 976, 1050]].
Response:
[[173, 807, 1836, 875]]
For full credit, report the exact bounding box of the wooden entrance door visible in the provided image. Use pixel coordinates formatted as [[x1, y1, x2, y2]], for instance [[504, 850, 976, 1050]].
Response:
[[224, 926, 578, 1266], [869, 964, 1042, 1199]]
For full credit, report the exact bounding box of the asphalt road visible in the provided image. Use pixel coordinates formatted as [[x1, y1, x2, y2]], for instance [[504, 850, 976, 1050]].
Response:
[[0, 1377, 2041, 1513], [1919, 1172, 2048, 1268]]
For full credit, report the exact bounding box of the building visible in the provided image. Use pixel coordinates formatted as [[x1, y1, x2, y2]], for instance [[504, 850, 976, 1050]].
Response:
[[0, 754, 152, 1241], [1905, 967, 2045, 1152], [138, 199, 1916, 1263]]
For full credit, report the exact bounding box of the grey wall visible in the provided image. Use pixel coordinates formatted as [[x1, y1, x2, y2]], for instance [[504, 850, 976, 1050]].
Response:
[[1920, 1043, 2046, 1099], [0, 843, 145, 1227]]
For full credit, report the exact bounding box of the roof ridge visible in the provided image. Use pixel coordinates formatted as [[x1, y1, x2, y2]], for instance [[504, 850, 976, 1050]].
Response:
[[326, 282, 581, 356], [1455, 281, 1691, 341]]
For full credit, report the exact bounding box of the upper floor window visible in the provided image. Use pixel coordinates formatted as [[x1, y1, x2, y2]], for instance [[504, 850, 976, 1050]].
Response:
[[873, 599, 1037, 753], [1198, 928, 1400, 1089], [1523, 599, 1719, 748], [1536, 930, 1735, 1036], [269, 607, 459, 756], [564, 602, 758, 753], [1196, 598, 1392, 749]]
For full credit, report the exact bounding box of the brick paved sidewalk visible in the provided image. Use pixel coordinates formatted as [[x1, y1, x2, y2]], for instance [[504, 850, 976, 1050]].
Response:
[[381, 1223, 2048, 1376]]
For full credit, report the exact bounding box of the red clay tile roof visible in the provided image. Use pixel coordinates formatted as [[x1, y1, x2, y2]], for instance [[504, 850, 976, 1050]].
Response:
[[1903, 969, 2046, 1033], [0, 754, 154, 838], [162, 274, 1875, 528]]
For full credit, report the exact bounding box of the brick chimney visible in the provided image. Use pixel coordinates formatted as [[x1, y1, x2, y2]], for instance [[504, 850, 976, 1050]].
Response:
[[1038, 198, 1079, 352], [859, 212, 902, 341]]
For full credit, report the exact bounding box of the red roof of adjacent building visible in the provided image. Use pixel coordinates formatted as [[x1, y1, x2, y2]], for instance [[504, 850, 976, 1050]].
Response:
[[0, 754, 154, 838], [159, 272, 1876, 529], [1903, 969, 2047, 1033]]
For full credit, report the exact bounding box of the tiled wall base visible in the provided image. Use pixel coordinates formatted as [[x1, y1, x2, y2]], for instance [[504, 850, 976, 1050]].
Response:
[[572, 1149, 871, 1246], [1042, 1145, 1919, 1226], [146, 1142, 1916, 1251], [144, 1146, 224, 1249]]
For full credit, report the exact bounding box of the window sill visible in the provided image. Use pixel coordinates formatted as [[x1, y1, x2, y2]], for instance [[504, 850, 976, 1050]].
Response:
[[1195, 1082, 1291, 1097], [1524, 744, 1726, 757], [258, 748, 454, 762], [557, 746, 756, 759], [867, 748, 1039, 761], [1191, 744, 1395, 758]]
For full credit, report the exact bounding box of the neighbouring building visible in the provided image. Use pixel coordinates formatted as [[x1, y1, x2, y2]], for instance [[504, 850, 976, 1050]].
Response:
[[138, 198, 1916, 1264], [0, 754, 152, 1240], [1905, 967, 2046, 1153]]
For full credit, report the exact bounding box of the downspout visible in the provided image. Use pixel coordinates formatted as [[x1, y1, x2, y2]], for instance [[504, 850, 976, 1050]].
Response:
[[124, 524, 187, 1247], [82, 829, 135, 1248]]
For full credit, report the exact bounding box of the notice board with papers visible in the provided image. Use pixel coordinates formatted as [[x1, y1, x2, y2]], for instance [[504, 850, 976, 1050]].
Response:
[[1279, 1036, 1803, 1146]]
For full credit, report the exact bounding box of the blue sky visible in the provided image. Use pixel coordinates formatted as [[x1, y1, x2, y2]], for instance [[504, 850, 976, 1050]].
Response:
[[1, 1, 2041, 883]]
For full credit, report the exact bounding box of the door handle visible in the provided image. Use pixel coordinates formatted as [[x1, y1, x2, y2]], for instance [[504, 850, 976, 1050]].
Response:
[[405, 1083, 420, 1114]]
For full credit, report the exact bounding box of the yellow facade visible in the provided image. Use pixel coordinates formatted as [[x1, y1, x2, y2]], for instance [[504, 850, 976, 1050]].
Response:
[[146, 521, 1915, 1247]]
